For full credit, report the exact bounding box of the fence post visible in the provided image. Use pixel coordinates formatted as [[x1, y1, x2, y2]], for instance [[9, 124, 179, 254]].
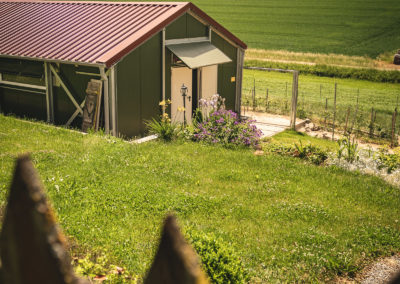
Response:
[[265, 89, 269, 112], [392, 108, 397, 148], [344, 106, 350, 135], [332, 82, 337, 140], [369, 108, 375, 137], [252, 78, 256, 111], [0, 155, 86, 284], [324, 98, 328, 131], [290, 71, 299, 130], [350, 90, 359, 136]]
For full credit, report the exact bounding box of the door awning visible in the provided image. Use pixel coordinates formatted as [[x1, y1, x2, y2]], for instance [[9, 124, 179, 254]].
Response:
[[167, 41, 232, 69]]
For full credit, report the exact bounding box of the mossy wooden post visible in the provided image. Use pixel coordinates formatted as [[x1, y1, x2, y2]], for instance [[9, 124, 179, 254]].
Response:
[[144, 215, 209, 284], [332, 82, 337, 140], [0, 155, 86, 284], [290, 71, 299, 130]]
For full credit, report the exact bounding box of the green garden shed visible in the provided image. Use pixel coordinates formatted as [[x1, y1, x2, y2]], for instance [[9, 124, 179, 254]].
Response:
[[0, 0, 247, 137]]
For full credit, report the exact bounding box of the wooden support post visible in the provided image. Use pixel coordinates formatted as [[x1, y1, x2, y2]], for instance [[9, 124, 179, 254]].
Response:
[[391, 108, 397, 147], [265, 89, 269, 112], [44, 62, 54, 123], [252, 78, 255, 111], [332, 82, 337, 140], [344, 106, 350, 135], [369, 107, 375, 137], [324, 98, 328, 131], [350, 90, 359, 135], [290, 71, 299, 130]]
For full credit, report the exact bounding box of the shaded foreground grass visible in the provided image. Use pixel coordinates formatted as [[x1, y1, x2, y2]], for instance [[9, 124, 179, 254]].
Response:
[[1, 115, 400, 282]]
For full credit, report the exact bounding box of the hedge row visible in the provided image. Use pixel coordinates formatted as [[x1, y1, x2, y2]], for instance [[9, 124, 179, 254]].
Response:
[[244, 60, 400, 83]]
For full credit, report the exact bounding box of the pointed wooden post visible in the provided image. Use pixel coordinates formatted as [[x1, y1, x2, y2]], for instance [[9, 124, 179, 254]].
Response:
[[144, 215, 209, 284], [0, 155, 86, 284]]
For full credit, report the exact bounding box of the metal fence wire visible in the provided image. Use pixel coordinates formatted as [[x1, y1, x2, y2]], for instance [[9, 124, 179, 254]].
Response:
[[242, 69, 400, 142]]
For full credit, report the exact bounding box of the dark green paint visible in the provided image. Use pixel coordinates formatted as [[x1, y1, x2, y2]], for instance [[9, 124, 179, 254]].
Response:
[[166, 13, 208, 40], [211, 32, 238, 111], [0, 58, 99, 127], [116, 33, 162, 138]]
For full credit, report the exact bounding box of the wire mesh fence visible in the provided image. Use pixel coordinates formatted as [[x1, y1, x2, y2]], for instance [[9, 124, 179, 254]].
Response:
[[242, 69, 400, 143]]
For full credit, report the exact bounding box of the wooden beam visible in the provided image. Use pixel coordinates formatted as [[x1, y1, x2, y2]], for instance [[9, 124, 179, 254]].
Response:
[[49, 64, 83, 115]]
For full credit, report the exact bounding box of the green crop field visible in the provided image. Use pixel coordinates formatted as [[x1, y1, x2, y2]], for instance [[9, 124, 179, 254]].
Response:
[[138, 0, 400, 57], [1, 115, 400, 282]]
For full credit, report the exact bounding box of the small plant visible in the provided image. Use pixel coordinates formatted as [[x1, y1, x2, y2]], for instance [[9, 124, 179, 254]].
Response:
[[186, 229, 248, 284], [145, 100, 180, 142], [337, 135, 359, 163], [294, 140, 328, 165], [198, 94, 226, 119], [375, 148, 400, 173], [73, 251, 138, 283], [193, 110, 262, 148]]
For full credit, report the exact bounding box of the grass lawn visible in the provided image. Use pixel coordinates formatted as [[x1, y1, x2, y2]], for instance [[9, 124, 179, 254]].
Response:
[[1, 115, 400, 282], [136, 0, 400, 57], [242, 69, 400, 134]]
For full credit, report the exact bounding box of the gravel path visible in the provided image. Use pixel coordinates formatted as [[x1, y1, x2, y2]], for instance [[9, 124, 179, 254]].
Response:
[[360, 255, 400, 284]]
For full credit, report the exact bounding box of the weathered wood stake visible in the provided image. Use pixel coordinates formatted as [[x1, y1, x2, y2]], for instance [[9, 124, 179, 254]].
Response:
[[332, 83, 337, 140], [391, 108, 397, 148], [344, 106, 351, 134]]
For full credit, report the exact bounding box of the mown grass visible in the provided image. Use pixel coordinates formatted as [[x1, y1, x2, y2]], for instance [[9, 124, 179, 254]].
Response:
[[245, 49, 400, 71], [269, 130, 339, 152], [242, 69, 400, 136], [137, 0, 400, 57], [1, 115, 400, 282]]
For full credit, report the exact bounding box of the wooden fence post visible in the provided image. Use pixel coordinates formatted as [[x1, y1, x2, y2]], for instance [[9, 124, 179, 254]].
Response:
[[0, 155, 86, 284], [290, 71, 299, 130], [392, 108, 397, 148], [350, 90, 359, 136], [265, 89, 269, 112], [344, 106, 350, 135], [369, 108, 375, 137], [144, 215, 209, 284], [324, 98, 328, 131], [332, 83, 337, 140]]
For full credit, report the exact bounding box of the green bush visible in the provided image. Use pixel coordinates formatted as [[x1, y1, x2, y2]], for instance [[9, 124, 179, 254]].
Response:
[[245, 61, 400, 83], [375, 148, 400, 173], [186, 229, 248, 284], [337, 136, 359, 163], [145, 116, 180, 142]]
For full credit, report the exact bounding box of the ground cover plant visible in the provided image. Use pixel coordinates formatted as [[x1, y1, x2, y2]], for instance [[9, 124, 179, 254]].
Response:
[[137, 0, 400, 57], [1, 115, 400, 282]]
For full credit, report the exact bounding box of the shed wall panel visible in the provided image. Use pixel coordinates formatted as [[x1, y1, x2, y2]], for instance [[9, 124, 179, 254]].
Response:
[[166, 13, 208, 40], [211, 31, 238, 111], [116, 32, 162, 138]]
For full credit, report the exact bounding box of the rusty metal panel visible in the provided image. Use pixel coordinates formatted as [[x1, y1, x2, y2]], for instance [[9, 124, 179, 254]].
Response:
[[0, 1, 246, 67]]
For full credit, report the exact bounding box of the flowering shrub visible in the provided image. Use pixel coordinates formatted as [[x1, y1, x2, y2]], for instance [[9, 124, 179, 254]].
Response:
[[198, 94, 226, 119], [193, 109, 262, 147]]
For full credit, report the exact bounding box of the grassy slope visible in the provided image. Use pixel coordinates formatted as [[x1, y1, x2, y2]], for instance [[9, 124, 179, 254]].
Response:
[[136, 0, 400, 57], [1, 116, 400, 282]]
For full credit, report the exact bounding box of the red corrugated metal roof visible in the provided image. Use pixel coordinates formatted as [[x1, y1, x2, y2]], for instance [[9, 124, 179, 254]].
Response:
[[0, 1, 246, 67]]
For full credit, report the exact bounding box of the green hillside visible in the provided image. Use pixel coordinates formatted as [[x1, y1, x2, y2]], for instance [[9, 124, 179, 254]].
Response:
[[144, 0, 400, 57]]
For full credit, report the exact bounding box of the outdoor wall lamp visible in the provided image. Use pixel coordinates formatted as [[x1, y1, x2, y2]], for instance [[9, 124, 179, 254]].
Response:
[[181, 84, 188, 126]]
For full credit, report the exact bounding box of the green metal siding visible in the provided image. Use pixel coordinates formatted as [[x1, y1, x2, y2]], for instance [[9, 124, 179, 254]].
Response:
[[166, 13, 208, 40], [211, 32, 238, 111], [116, 32, 162, 138], [52, 64, 99, 126], [0, 57, 99, 127], [0, 58, 46, 120]]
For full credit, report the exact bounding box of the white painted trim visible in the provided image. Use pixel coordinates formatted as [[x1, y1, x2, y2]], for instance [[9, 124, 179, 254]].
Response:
[[165, 37, 208, 45], [44, 62, 54, 123], [49, 64, 83, 114], [100, 67, 110, 134], [109, 66, 117, 136], [162, 28, 166, 112], [0, 78, 46, 90]]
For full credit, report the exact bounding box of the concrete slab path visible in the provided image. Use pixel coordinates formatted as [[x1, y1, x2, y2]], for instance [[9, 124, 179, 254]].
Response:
[[244, 111, 305, 138]]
